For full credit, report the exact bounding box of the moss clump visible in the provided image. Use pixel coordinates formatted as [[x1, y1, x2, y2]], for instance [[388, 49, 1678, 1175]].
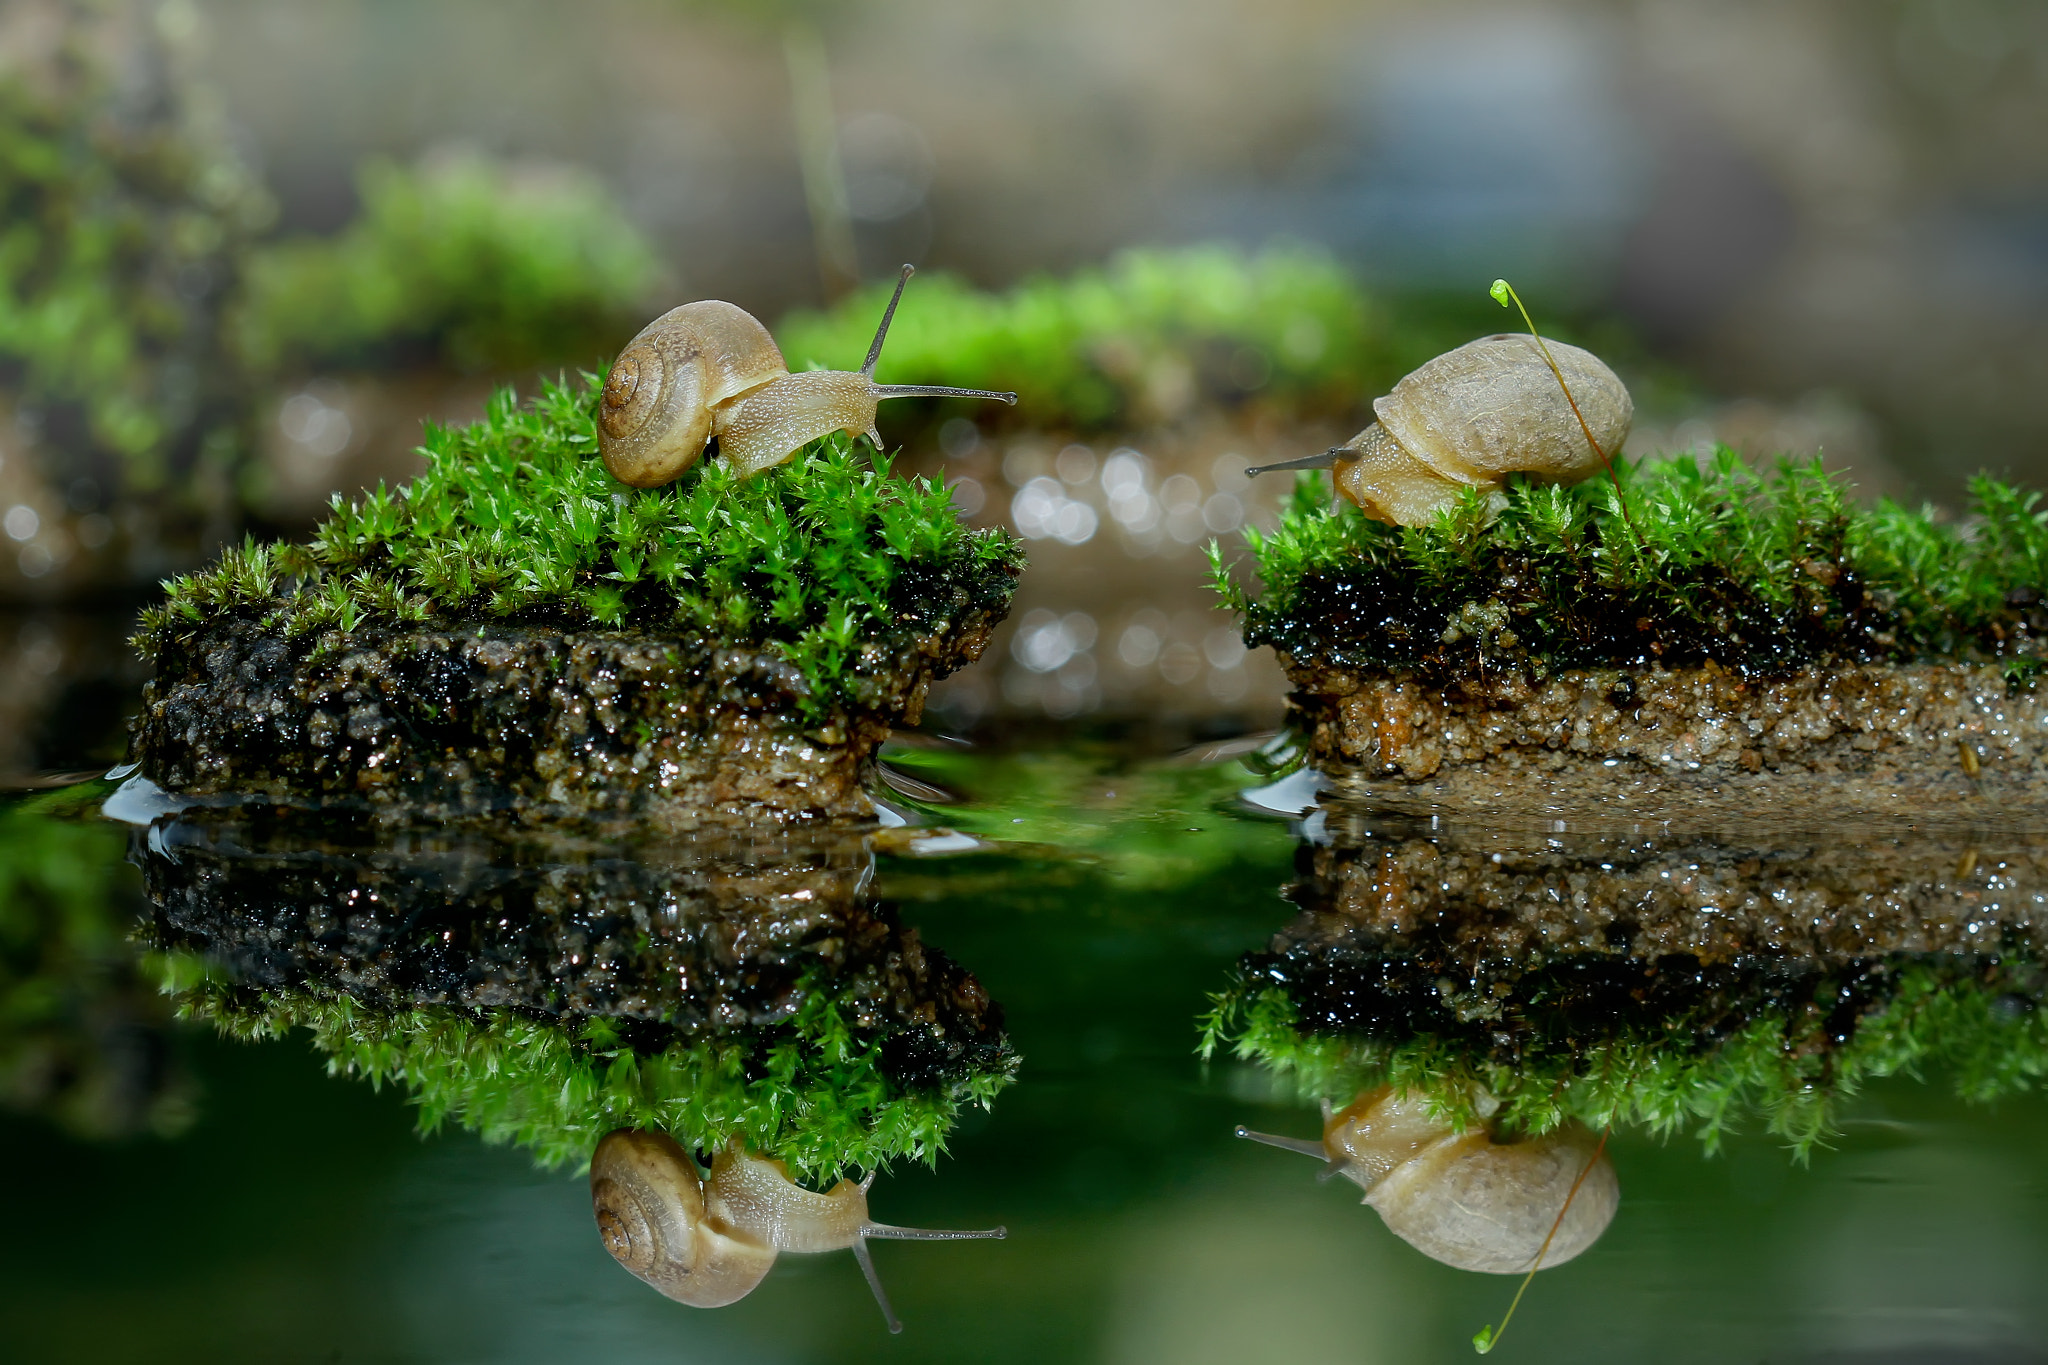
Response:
[[1201, 953, 2048, 1159], [171, 959, 1012, 1181], [0, 53, 270, 491], [1217, 452, 2048, 681], [0, 15, 668, 552], [232, 154, 664, 378], [133, 376, 1021, 719], [775, 243, 1486, 430]]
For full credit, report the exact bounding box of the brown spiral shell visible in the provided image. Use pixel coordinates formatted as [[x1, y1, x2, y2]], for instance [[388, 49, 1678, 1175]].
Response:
[[589, 1129, 776, 1307]]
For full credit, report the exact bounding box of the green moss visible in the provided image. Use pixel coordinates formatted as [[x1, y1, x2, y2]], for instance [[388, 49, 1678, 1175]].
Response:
[[0, 29, 665, 525], [134, 376, 1020, 718], [774, 243, 1486, 430], [1218, 452, 2048, 678], [0, 791, 190, 1138], [1199, 954, 2048, 1159], [0, 58, 270, 490], [169, 955, 1013, 1181], [232, 154, 664, 377]]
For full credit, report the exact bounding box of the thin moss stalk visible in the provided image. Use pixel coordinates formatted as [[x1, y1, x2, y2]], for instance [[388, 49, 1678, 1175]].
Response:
[[134, 376, 1021, 720], [1216, 452, 2048, 680]]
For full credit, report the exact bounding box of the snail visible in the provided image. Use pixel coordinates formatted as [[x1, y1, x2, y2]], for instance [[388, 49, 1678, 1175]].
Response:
[[590, 1128, 1005, 1333], [598, 264, 1017, 487], [1236, 1087, 1618, 1274], [1245, 333, 1631, 527]]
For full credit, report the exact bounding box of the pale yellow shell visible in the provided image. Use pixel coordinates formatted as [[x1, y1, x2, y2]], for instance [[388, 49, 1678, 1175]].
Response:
[[1333, 332, 1632, 526], [589, 1129, 777, 1307], [597, 301, 788, 487], [1323, 1088, 1619, 1274], [594, 268, 1014, 488]]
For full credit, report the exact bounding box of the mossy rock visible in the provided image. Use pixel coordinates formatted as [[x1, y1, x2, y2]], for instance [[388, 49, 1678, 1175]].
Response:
[[1203, 813, 2048, 1155], [1220, 454, 2048, 804], [130, 379, 1019, 825], [140, 808, 1014, 1179]]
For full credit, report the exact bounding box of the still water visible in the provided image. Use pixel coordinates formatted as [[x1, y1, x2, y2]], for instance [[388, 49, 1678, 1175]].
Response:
[[4, 703, 2048, 1364]]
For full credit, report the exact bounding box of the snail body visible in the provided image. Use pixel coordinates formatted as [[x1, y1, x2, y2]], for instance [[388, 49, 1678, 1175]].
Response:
[[1247, 333, 1632, 526], [598, 265, 1017, 487], [1237, 1087, 1618, 1274], [590, 1128, 1004, 1332]]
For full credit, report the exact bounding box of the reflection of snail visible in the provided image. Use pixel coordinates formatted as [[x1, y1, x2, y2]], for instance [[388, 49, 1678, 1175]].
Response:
[[590, 1129, 1005, 1332], [1237, 1087, 1618, 1273], [598, 265, 1017, 487], [1246, 334, 1631, 527]]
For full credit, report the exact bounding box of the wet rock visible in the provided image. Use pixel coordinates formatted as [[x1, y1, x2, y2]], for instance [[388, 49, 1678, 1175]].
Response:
[[132, 599, 1004, 828], [1250, 812, 2048, 1068], [1286, 659, 2048, 818]]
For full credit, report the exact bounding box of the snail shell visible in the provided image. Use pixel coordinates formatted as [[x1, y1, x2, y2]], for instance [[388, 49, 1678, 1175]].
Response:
[[1250, 333, 1632, 527], [590, 1129, 1005, 1332], [1240, 1086, 1619, 1274], [598, 302, 790, 489], [595, 266, 1016, 488], [590, 1128, 777, 1307]]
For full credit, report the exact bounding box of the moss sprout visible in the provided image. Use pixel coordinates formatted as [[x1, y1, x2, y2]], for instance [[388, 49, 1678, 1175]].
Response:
[[1218, 452, 2048, 679], [134, 376, 1021, 718]]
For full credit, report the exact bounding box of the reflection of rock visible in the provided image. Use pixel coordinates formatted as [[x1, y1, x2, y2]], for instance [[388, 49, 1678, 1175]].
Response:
[[133, 807, 1014, 1175], [138, 810, 1007, 1091], [1211, 806, 2048, 1148], [134, 607, 1004, 828], [1269, 814, 2047, 1041]]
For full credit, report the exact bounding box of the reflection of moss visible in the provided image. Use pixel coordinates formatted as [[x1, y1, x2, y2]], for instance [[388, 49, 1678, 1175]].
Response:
[[133, 379, 1020, 718], [775, 244, 1480, 429], [232, 155, 663, 377], [0, 791, 188, 1138], [1218, 455, 2048, 680], [176, 965, 1010, 1180], [1202, 960, 2048, 1158], [874, 737, 1294, 889], [142, 810, 1015, 1180], [1201, 820, 2048, 1155]]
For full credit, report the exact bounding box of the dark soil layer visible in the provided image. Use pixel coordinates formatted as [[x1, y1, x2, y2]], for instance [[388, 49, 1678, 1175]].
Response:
[[138, 809, 1009, 1094], [131, 596, 1003, 827]]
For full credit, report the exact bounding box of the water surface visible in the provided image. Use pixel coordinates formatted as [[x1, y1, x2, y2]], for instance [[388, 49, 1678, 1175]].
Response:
[[4, 726, 2047, 1365]]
